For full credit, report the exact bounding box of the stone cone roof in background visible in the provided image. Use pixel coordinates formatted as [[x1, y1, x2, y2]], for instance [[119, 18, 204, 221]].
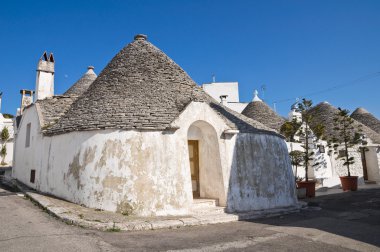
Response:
[[36, 67, 97, 130], [63, 66, 97, 97], [351, 107, 380, 134], [45, 35, 278, 136], [241, 101, 285, 132], [308, 102, 380, 144]]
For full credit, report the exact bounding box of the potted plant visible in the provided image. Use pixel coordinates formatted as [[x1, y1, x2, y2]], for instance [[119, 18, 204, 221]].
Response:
[[330, 108, 363, 191], [294, 99, 324, 197], [289, 150, 306, 198], [0, 126, 10, 166]]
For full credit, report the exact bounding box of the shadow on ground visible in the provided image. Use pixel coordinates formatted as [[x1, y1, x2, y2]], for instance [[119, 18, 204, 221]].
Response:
[[249, 188, 380, 248]]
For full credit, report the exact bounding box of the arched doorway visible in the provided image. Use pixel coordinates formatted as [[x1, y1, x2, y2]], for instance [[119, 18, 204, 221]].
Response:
[[187, 121, 224, 203]]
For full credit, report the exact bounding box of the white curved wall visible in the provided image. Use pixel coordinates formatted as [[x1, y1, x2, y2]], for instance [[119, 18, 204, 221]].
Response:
[[14, 102, 298, 216]]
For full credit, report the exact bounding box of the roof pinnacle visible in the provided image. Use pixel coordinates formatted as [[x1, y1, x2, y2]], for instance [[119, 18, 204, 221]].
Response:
[[252, 90, 262, 102], [134, 34, 148, 41]]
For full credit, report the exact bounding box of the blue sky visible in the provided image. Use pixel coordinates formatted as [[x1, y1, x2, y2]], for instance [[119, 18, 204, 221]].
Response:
[[0, 0, 379, 118]]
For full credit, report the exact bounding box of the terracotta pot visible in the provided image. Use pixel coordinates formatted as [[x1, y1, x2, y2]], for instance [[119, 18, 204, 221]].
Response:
[[296, 181, 316, 198], [340, 176, 358, 191], [296, 187, 307, 199]]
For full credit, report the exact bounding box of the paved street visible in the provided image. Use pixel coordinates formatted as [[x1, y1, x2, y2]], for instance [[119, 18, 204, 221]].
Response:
[[1, 182, 380, 252]]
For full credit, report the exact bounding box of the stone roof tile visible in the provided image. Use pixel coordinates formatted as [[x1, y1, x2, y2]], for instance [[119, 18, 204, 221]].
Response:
[[351, 107, 380, 134], [44, 35, 280, 137], [308, 102, 380, 144], [241, 101, 285, 132]]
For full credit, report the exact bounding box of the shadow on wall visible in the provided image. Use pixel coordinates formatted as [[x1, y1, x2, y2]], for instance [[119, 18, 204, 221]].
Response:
[[225, 133, 298, 214], [206, 102, 298, 214]]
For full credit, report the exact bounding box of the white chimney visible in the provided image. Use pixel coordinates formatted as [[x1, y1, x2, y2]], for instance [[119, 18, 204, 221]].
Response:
[[35, 52, 55, 101], [220, 95, 228, 105]]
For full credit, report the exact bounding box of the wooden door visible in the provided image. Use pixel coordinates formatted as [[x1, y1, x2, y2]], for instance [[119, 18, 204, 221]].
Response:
[[188, 140, 200, 198], [361, 148, 368, 180]]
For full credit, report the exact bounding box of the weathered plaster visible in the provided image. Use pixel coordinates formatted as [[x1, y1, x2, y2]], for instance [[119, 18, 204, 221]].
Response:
[[13, 101, 297, 216]]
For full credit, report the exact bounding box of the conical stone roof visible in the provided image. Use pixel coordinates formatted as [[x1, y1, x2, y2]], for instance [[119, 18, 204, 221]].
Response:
[[241, 92, 285, 132], [45, 35, 278, 136], [308, 102, 380, 144], [242, 101, 285, 132], [351, 107, 380, 134], [64, 66, 97, 97]]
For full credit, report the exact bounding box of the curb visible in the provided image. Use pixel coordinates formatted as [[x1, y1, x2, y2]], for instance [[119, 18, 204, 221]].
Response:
[[9, 179, 301, 232]]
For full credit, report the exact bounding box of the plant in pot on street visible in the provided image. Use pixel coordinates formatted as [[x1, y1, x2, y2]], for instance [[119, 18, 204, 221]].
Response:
[[295, 98, 324, 197], [330, 107, 363, 191], [289, 150, 303, 181]]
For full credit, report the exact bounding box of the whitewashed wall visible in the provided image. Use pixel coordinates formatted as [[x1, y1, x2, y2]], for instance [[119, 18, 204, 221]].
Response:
[[14, 102, 298, 216], [364, 146, 380, 182], [0, 114, 15, 166], [286, 141, 334, 186], [12, 106, 42, 185], [202, 82, 248, 113], [202, 82, 240, 103]]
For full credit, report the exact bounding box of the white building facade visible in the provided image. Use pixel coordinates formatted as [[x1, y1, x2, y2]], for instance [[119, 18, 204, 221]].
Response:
[[13, 35, 298, 216]]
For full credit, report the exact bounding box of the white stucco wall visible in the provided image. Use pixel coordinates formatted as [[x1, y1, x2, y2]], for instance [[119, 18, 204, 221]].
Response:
[[227, 133, 297, 212], [202, 82, 240, 103], [12, 106, 42, 185], [225, 102, 248, 113], [286, 141, 334, 186], [0, 114, 15, 166], [202, 82, 248, 113], [14, 102, 297, 216], [364, 146, 380, 182], [35, 71, 54, 100]]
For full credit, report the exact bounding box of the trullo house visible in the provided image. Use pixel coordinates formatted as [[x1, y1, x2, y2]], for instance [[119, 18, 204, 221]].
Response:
[[308, 102, 380, 184], [13, 34, 297, 216], [351, 107, 380, 134], [241, 92, 334, 186]]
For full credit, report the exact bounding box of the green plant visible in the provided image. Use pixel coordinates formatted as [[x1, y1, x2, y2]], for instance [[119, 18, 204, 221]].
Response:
[[297, 98, 324, 182], [330, 108, 363, 177], [0, 127, 10, 165], [289, 150, 303, 181], [2, 114, 14, 119], [280, 119, 301, 142], [106, 222, 121, 232]]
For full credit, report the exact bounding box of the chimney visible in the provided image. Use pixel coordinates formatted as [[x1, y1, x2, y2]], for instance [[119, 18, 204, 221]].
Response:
[[220, 95, 228, 105], [20, 90, 34, 113], [35, 51, 55, 101]]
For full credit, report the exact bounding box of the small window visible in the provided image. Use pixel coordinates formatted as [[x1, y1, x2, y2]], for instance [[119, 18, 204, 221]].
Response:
[[25, 123, 31, 148], [338, 150, 346, 158], [30, 170, 36, 183]]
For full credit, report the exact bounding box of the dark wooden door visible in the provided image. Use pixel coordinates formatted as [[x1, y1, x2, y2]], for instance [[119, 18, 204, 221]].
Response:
[[361, 148, 368, 180], [188, 140, 200, 198]]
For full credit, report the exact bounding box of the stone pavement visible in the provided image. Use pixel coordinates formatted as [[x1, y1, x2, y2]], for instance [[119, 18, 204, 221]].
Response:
[[2, 179, 380, 251], [7, 178, 301, 232]]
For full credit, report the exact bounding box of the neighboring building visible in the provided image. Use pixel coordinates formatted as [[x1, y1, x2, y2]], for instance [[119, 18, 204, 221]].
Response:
[[308, 102, 380, 184], [13, 34, 297, 217], [202, 82, 248, 113], [351, 107, 380, 134], [240, 92, 333, 185], [0, 113, 14, 166], [241, 90, 285, 132], [0, 93, 15, 168]]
